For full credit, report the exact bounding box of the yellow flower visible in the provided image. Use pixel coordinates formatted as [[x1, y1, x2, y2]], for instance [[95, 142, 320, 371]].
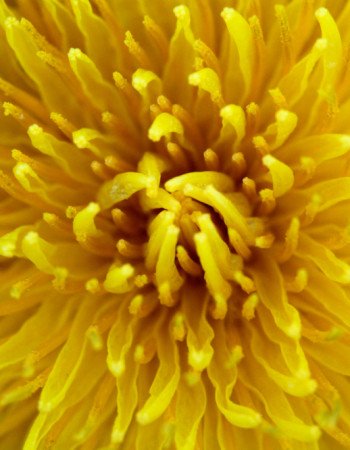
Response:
[[0, 0, 350, 448]]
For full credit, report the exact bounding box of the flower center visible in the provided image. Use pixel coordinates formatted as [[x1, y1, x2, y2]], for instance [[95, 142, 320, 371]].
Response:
[[95, 102, 281, 319]]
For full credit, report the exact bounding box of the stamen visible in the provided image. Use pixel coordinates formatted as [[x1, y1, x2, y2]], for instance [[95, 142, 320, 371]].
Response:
[[242, 177, 257, 202], [3, 102, 36, 129], [255, 233, 275, 249], [73, 203, 116, 257], [176, 245, 203, 277], [11, 149, 77, 186], [19, 18, 61, 57], [104, 155, 135, 173], [203, 185, 253, 243], [0, 77, 48, 122], [113, 72, 140, 109], [85, 278, 103, 294], [242, 293, 259, 320], [134, 339, 156, 364], [111, 208, 143, 235], [103, 264, 135, 294], [179, 213, 199, 252], [233, 271, 256, 294], [172, 103, 204, 150], [74, 374, 115, 443], [221, 104, 246, 148], [275, 5, 295, 72], [156, 225, 183, 304], [273, 109, 298, 149], [279, 217, 300, 262], [170, 312, 187, 341], [150, 102, 162, 118], [203, 148, 220, 171], [128, 294, 144, 316], [0, 170, 53, 212], [117, 239, 145, 259], [249, 15, 266, 82], [253, 135, 270, 156], [194, 232, 231, 319], [36, 50, 69, 75], [10, 272, 47, 300], [91, 160, 114, 180], [50, 112, 76, 138], [157, 95, 172, 112], [258, 189, 276, 215], [65, 206, 83, 220], [1, 367, 50, 406], [286, 268, 308, 293], [165, 172, 233, 194], [148, 112, 184, 142], [166, 142, 191, 172], [134, 274, 150, 288], [124, 31, 153, 70], [301, 194, 322, 226], [194, 212, 241, 279], [86, 326, 104, 351], [143, 15, 169, 60], [193, 39, 221, 75], [129, 293, 158, 318], [43, 213, 72, 236], [269, 88, 288, 110], [231, 152, 247, 178], [262, 154, 294, 197], [246, 102, 260, 134]]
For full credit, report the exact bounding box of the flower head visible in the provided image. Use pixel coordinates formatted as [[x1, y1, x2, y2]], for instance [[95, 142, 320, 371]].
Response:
[[0, 0, 350, 448]]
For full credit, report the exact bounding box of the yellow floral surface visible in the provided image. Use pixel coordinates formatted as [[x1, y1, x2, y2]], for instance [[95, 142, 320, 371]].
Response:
[[0, 1, 350, 449]]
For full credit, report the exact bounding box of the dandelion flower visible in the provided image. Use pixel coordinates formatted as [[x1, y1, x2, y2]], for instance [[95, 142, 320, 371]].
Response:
[[1, 0, 350, 448]]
